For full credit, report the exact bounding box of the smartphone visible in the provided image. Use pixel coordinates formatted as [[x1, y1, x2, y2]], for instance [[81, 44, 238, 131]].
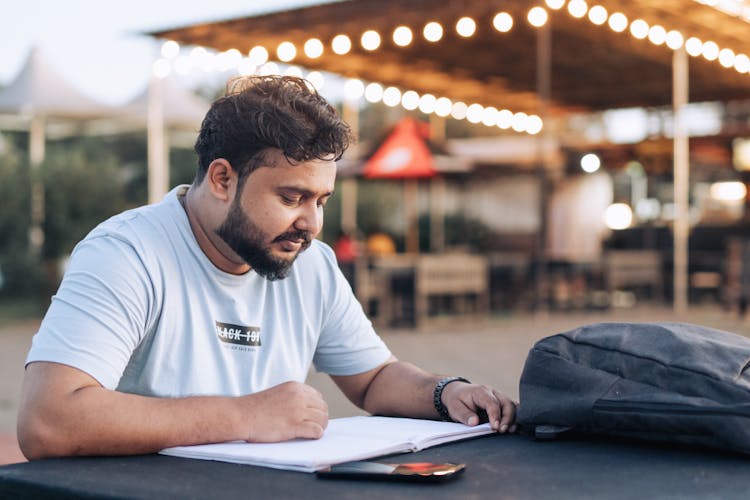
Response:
[[316, 461, 465, 482]]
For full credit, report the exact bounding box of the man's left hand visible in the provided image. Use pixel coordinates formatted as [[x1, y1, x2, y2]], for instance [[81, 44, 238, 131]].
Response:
[[441, 382, 517, 432]]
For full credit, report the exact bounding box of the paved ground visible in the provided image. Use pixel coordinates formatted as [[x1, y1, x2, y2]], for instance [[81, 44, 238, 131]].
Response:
[[3, 305, 750, 465]]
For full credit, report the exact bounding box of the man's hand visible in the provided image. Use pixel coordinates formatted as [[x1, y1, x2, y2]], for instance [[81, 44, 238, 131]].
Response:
[[440, 382, 516, 432], [239, 381, 329, 442]]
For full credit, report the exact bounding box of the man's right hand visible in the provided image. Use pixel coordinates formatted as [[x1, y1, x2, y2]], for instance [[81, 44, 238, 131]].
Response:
[[239, 381, 329, 442]]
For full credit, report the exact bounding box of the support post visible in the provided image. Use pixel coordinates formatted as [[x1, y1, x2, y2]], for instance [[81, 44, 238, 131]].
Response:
[[673, 48, 690, 313], [147, 75, 169, 204]]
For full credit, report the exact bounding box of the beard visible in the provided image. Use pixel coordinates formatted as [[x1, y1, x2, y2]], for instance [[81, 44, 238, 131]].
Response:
[[215, 200, 312, 281]]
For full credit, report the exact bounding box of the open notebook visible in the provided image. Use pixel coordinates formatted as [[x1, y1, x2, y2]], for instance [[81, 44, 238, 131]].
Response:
[[160, 416, 494, 472]]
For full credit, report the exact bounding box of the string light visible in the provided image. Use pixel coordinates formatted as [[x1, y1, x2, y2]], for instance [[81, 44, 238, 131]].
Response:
[[496, 109, 513, 129], [719, 48, 736, 68], [364, 82, 383, 102], [237, 58, 255, 76], [629, 19, 650, 39], [608, 12, 628, 32], [418, 93, 437, 114], [456, 17, 477, 37], [466, 103, 484, 123], [304, 38, 324, 58], [284, 65, 303, 78], [587, 6, 608, 25], [258, 62, 279, 75], [188, 47, 213, 72], [734, 54, 750, 73], [393, 26, 413, 47], [511, 112, 529, 132], [343, 78, 364, 100], [331, 34, 352, 55], [361, 30, 381, 51], [493, 12, 513, 32], [306, 71, 325, 90], [481, 106, 498, 127], [248, 46, 269, 65], [435, 97, 452, 117], [685, 37, 703, 56], [161, 40, 180, 59], [382, 86, 402, 106], [276, 41, 296, 62], [423, 21, 444, 42], [401, 90, 420, 110], [568, 0, 589, 19], [665, 30, 684, 50], [450, 101, 468, 120], [526, 115, 543, 134], [647, 25, 667, 45], [527, 7, 549, 27], [702, 40, 719, 61], [152, 3, 750, 139]]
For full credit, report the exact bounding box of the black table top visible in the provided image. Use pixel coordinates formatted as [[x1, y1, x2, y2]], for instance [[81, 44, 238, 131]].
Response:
[[1, 433, 749, 499]]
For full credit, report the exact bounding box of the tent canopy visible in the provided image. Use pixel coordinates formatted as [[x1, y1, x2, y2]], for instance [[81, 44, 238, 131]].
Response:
[[363, 117, 437, 179], [120, 75, 209, 130], [0, 47, 112, 119], [151, 0, 750, 115]]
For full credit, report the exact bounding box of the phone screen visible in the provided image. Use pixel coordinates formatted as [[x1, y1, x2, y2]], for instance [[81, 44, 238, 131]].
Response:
[[316, 461, 466, 482]]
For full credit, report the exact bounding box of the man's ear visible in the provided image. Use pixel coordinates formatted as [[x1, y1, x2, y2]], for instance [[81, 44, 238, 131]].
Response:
[[205, 159, 235, 203]]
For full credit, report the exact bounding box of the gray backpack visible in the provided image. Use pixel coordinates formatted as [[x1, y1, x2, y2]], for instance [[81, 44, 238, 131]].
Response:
[[517, 322, 750, 453]]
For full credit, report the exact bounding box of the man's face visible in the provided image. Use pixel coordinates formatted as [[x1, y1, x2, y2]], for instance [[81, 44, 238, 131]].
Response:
[[215, 151, 336, 280]]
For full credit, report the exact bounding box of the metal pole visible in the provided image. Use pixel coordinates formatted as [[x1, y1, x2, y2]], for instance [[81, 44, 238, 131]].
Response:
[[673, 48, 689, 313], [535, 18, 551, 310], [341, 98, 359, 234], [429, 114, 446, 253], [29, 114, 46, 254]]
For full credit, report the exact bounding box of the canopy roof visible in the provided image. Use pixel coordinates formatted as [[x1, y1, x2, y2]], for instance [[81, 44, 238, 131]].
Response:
[[363, 117, 437, 179], [0, 47, 112, 118], [151, 0, 750, 116], [120, 75, 210, 129]]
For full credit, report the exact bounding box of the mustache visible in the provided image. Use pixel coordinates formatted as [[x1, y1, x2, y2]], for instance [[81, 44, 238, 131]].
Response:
[[273, 230, 313, 246]]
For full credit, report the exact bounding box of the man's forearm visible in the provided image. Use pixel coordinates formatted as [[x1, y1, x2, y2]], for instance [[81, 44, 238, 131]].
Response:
[[19, 385, 247, 459], [18, 363, 329, 459], [359, 361, 442, 419], [358, 360, 517, 431]]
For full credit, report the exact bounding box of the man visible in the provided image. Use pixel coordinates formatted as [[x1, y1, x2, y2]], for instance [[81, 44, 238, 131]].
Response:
[[18, 76, 515, 459]]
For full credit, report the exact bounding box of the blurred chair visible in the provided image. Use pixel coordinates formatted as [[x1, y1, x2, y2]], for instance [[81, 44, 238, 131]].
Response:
[[414, 253, 489, 330], [604, 249, 663, 303]]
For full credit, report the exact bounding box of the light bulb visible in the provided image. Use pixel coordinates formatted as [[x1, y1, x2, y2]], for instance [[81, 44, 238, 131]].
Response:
[[304, 38, 324, 58], [423, 21, 443, 42], [332, 34, 352, 55]]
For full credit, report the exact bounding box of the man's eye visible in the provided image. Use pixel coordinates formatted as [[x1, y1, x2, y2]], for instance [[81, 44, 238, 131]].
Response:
[[281, 195, 299, 205]]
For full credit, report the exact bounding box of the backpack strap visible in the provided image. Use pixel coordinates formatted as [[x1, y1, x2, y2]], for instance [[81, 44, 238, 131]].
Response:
[[533, 425, 574, 440]]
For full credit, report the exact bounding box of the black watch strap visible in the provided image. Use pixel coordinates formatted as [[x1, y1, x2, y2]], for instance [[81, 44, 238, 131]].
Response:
[[433, 376, 471, 421]]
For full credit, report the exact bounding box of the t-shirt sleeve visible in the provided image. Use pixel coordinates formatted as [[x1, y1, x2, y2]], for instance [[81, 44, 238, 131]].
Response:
[[312, 244, 392, 376], [25, 233, 154, 389]]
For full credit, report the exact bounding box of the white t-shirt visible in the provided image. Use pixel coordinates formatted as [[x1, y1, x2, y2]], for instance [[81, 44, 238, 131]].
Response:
[[26, 186, 391, 397]]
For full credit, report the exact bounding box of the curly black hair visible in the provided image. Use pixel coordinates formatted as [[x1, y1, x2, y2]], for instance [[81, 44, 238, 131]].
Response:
[[193, 75, 352, 184]]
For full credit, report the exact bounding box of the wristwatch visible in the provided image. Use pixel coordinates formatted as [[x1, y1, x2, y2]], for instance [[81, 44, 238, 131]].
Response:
[[433, 376, 471, 421]]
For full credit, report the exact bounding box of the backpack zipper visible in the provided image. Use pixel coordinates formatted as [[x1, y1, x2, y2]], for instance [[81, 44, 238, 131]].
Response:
[[594, 399, 750, 417]]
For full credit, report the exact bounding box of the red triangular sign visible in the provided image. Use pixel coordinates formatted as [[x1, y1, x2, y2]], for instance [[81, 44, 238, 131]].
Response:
[[363, 118, 437, 179]]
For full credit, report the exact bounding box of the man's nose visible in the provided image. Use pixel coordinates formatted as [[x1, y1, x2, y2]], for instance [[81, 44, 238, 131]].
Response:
[[294, 203, 322, 235]]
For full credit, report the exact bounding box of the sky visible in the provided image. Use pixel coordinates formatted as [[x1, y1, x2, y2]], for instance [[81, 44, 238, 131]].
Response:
[[0, 0, 326, 105]]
